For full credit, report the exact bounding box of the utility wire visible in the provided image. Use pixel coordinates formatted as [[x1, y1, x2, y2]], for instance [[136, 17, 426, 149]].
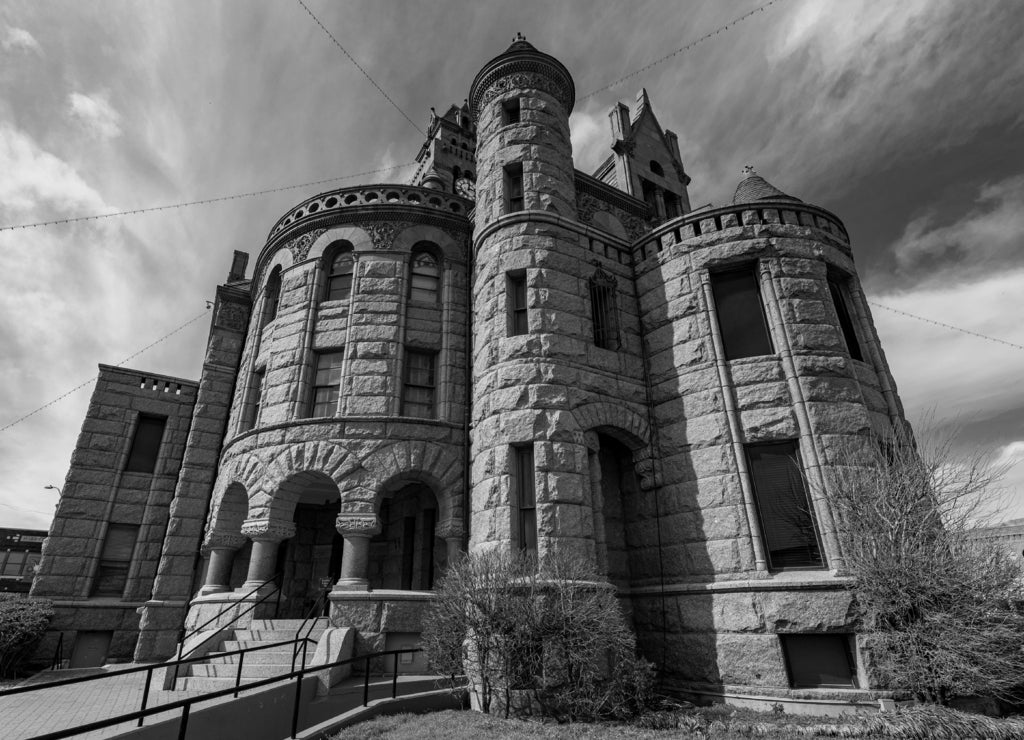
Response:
[[577, 0, 787, 102], [295, 0, 425, 136], [869, 301, 1024, 352], [0, 500, 56, 517], [0, 163, 415, 233], [0, 306, 212, 434]]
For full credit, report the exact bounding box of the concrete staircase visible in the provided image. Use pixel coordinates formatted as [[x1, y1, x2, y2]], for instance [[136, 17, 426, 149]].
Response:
[[175, 618, 328, 692]]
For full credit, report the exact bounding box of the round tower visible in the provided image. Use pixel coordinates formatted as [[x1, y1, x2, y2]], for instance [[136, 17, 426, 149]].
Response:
[[468, 37, 653, 572]]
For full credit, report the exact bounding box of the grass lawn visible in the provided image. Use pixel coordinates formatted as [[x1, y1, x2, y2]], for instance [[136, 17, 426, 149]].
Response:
[[334, 705, 1024, 739]]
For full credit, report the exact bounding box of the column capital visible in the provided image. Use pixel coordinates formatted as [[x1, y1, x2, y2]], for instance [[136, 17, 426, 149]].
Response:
[[335, 513, 381, 538], [202, 531, 247, 552], [435, 518, 464, 541], [241, 518, 296, 542]]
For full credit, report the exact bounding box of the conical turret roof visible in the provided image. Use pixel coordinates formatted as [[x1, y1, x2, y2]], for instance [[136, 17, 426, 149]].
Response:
[[733, 166, 801, 205]]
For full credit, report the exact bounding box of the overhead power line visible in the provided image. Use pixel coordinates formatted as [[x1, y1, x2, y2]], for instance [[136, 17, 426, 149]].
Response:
[[0, 500, 56, 517], [869, 301, 1024, 352], [0, 163, 416, 233], [577, 0, 787, 102], [0, 306, 212, 435], [295, 0, 426, 136]]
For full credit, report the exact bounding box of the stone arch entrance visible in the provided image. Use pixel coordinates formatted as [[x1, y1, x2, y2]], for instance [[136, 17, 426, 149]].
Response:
[[275, 471, 342, 617], [592, 433, 643, 592], [369, 479, 444, 591]]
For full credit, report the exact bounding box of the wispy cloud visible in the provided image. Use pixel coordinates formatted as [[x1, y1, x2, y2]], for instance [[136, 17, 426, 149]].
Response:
[[2, 26, 41, 55], [892, 174, 1024, 280], [68, 92, 122, 140]]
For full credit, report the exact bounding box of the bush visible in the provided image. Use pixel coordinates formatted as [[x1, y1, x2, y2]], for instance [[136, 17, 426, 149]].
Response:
[[0, 597, 53, 678], [421, 549, 654, 721]]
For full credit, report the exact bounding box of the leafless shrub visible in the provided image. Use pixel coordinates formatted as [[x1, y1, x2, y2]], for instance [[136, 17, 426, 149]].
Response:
[[822, 424, 1024, 704], [420, 548, 654, 721]]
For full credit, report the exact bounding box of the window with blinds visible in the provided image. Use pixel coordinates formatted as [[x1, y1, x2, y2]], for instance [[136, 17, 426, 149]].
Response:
[[310, 351, 344, 418], [589, 267, 620, 350], [710, 266, 774, 359], [508, 272, 528, 336], [780, 634, 857, 688], [409, 249, 441, 303], [513, 445, 537, 556], [92, 524, 138, 598], [325, 245, 354, 302], [745, 441, 824, 569], [827, 276, 863, 361], [402, 350, 436, 418], [124, 415, 166, 474], [504, 162, 524, 213]]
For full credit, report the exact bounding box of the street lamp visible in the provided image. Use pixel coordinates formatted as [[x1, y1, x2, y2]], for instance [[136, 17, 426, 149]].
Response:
[[44, 484, 62, 496]]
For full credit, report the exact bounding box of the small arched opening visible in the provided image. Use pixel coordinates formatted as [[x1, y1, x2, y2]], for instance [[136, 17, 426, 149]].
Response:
[[369, 479, 443, 591]]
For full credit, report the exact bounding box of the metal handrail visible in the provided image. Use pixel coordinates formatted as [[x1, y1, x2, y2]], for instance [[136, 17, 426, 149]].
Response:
[[23, 647, 428, 740], [176, 574, 279, 665], [0, 637, 313, 698], [48, 633, 63, 671], [290, 590, 329, 673]]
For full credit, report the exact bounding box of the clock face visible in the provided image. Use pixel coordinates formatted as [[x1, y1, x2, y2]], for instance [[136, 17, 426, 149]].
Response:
[[455, 177, 476, 200]]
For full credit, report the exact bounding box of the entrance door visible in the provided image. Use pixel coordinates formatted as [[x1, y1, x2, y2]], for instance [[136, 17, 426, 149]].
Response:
[[69, 631, 112, 668]]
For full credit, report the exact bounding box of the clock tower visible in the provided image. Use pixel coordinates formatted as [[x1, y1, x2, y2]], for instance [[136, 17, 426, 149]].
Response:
[[409, 101, 477, 199]]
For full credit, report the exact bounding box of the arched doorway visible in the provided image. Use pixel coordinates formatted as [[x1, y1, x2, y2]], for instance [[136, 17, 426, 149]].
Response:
[[368, 482, 443, 591], [275, 471, 342, 617], [593, 434, 642, 592]]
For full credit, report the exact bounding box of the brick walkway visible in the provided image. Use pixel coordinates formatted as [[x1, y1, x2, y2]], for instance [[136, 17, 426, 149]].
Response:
[[0, 666, 234, 740]]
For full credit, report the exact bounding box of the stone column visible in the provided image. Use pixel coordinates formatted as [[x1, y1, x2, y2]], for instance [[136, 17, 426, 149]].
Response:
[[436, 519, 464, 568], [199, 532, 246, 596], [240, 519, 295, 590], [333, 514, 381, 592]]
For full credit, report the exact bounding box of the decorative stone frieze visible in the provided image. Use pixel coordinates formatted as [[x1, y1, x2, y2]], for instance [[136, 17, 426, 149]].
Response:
[[335, 514, 381, 537], [241, 519, 296, 542]]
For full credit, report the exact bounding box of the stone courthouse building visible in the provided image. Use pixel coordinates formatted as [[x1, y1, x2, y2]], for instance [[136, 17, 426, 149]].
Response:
[[31, 37, 907, 700]]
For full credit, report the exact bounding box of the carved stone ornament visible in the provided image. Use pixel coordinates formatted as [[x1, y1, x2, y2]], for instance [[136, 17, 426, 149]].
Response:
[[365, 221, 402, 250], [214, 301, 249, 333], [434, 519, 464, 541], [240, 519, 296, 541], [287, 228, 327, 262], [335, 513, 382, 537], [576, 191, 602, 225], [622, 214, 648, 242], [203, 531, 247, 551], [611, 139, 636, 157], [479, 72, 570, 114]]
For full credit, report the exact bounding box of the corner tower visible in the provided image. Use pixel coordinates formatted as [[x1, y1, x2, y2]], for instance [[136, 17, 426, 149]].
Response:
[[468, 36, 654, 573]]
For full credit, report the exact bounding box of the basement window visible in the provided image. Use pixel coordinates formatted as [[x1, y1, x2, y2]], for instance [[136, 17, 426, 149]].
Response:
[[780, 634, 858, 688]]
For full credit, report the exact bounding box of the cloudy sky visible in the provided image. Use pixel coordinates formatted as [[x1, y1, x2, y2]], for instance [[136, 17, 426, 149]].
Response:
[[1, 0, 1023, 530]]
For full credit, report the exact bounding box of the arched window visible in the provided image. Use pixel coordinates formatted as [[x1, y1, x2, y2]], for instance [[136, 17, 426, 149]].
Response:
[[263, 266, 282, 325], [650, 160, 664, 177], [324, 243, 354, 302], [409, 247, 440, 303]]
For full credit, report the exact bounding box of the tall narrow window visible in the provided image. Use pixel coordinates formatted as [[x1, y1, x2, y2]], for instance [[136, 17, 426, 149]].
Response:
[[310, 351, 344, 418], [504, 162, 524, 213], [828, 276, 863, 361], [513, 445, 537, 556], [242, 369, 264, 432], [325, 246, 354, 302], [745, 441, 824, 569], [507, 272, 528, 336], [124, 415, 166, 474], [502, 98, 521, 125], [589, 267, 620, 350], [664, 191, 682, 219], [409, 249, 441, 303], [92, 524, 138, 598], [402, 350, 436, 418], [710, 266, 774, 359], [263, 266, 282, 324]]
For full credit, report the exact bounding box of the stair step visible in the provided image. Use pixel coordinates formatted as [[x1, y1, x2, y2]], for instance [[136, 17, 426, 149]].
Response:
[[206, 649, 299, 665], [189, 663, 296, 679], [248, 619, 328, 631], [232, 629, 325, 642]]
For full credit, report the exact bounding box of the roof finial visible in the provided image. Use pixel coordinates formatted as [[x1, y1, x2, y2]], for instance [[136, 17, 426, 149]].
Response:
[[742, 164, 757, 177], [514, 32, 526, 43]]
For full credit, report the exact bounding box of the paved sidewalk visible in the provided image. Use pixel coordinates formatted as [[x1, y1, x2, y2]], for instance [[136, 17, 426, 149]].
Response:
[[0, 666, 231, 740]]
